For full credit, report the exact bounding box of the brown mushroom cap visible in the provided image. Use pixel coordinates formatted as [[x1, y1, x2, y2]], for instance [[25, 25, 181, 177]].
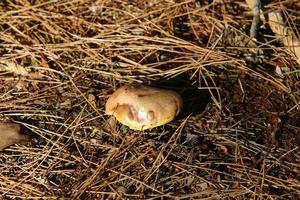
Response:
[[105, 84, 183, 130]]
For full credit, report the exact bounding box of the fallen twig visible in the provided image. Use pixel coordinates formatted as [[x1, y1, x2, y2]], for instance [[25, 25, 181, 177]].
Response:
[[246, 0, 261, 40]]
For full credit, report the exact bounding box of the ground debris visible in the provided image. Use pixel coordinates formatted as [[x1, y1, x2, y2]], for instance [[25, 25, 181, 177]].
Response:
[[0, 0, 299, 199], [221, 26, 265, 63]]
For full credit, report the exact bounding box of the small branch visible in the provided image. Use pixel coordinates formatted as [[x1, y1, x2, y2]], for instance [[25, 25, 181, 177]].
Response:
[[250, 0, 261, 39], [246, 0, 261, 40]]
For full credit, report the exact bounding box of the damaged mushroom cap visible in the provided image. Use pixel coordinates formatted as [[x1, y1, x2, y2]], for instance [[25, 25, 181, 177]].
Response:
[[105, 84, 183, 130]]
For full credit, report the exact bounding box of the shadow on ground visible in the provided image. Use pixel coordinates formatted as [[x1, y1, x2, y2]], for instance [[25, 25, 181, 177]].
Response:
[[149, 75, 212, 119]]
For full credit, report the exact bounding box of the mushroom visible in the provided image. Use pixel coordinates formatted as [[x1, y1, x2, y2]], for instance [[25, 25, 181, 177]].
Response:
[[105, 84, 183, 130]]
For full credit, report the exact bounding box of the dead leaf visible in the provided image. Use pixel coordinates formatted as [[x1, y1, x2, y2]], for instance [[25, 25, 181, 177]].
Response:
[[268, 12, 300, 66], [0, 122, 29, 151], [0, 61, 29, 76]]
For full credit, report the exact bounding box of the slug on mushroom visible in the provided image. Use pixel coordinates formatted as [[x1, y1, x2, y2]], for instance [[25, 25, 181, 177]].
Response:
[[105, 84, 183, 130]]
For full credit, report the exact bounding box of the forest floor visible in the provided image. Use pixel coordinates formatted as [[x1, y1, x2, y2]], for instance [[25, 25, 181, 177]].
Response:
[[0, 0, 299, 199]]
